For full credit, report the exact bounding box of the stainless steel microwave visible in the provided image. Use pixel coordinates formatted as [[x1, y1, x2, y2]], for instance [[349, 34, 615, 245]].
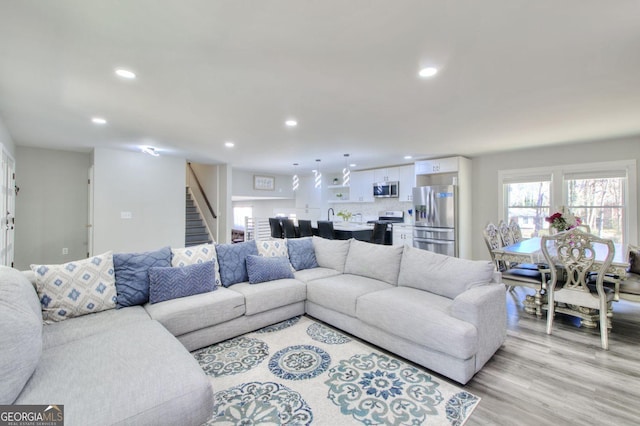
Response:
[[373, 181, 399, 198]]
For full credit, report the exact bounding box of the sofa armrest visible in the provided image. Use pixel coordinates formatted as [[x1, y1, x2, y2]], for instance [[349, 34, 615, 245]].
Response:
[[451, 283, 506, 370]]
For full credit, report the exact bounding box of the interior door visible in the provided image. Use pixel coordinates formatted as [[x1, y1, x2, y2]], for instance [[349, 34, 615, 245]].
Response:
[[0, 145, 15, 266], [87, 166, 94, 257]]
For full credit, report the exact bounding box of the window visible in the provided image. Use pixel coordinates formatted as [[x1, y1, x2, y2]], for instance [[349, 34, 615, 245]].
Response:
[[233, 207, 253, 229], [503, 176, 551, 238], [499, 160, 637, 247], [565, 172, 626, 244]]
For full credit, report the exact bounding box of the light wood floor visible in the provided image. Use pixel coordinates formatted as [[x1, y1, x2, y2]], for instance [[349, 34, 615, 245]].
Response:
[[464, 287, 640, 426]]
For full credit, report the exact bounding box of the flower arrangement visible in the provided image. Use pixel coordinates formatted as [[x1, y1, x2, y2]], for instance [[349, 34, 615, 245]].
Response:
[[336, 210, 352, 222], [545, 206, 582, 232]]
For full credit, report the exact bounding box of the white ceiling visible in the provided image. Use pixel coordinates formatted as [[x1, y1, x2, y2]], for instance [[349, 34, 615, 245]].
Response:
[[1, 0, 639, 174]]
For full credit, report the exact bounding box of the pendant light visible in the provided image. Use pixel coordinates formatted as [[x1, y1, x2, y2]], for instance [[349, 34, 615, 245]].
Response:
[[313, 159, 322, 189], [292, 163, 299, 191], [342, 153, 351, 186]]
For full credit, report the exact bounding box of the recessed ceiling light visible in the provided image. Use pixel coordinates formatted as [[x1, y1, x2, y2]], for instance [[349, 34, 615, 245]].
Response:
[[285, 119, 298, 127], [91, 117, 107, 125], [418, 67, 438, 78], [141, 146, 159, 156], [349, 163, 357, 168], [404, 155, 413, 160], [224, 141, 235, 148], [115, 68, 136, 79]]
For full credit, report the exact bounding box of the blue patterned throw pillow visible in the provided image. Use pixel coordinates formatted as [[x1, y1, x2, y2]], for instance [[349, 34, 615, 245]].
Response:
[[246, 255, 295, 284], [113, 246, 172, 308], [148, 261, 216, 304], [216, 241, 258, 287], [287, 237, 319, 271]]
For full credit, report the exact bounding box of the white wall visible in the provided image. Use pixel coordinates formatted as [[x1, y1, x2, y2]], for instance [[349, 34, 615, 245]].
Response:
[[232, 169, 294, 199], [0, 114, 16, 157], [14, 147, 90, 269], [92, 148, 185, 253], [471, 135, 640, 260]]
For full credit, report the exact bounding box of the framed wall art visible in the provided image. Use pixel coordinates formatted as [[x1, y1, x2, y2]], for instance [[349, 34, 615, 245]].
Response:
[[253, 175, 275, 191]]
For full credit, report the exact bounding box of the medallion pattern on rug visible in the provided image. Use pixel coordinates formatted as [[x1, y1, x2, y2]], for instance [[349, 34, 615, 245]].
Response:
[[306, 322, 352, 344], [269, 344, 331, 380], [193, 336, 268, 377], [325, 352, 444, 425], [256, 315, 301, 333], [446, 391, 480, 426], [207, 381, 313, 425]]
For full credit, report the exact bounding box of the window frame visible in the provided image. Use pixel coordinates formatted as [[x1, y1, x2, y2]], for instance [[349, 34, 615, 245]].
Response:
[[498, 160, 637, 246]]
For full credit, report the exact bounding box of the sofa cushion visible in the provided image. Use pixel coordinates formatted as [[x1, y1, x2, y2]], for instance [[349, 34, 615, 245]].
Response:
[[113, 246, 172, 308], [246, 255, 294, 284], [148, 261, 217, 304], [227, 279, 306, 316], [14, 321, 213, 426], [0, 266, 43, 404], [42, 305, 150, 350], [312, 236, 350, 273], [216, 241, 258, 287], [287, 237, 319, 271], [31, 251, 117, 323], [144, 287, 245, 336], [293, 267, 341, 283], [344, 239, 404, 285], [356, 286, 478, 359], [398, 245, 495, 299], [306, 274, 394, 317], [172, 243, 222, 287]]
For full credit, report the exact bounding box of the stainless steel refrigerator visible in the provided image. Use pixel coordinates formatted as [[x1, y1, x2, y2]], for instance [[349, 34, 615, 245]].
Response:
[[412, 185, 457, 257]]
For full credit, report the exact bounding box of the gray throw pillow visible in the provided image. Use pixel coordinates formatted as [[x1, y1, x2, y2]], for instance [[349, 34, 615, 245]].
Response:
[[114, 246, 172, 308], [148, 261, 216, 304], [287, 237, 319, 271], [0, 266, 43, 404]]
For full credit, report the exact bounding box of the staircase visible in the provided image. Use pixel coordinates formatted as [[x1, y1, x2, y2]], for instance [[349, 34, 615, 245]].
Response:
[[185, 188, 213, 247]]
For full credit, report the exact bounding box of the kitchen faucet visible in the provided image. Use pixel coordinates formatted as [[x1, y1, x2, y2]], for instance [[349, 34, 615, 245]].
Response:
[[327, 208, 335, 221]]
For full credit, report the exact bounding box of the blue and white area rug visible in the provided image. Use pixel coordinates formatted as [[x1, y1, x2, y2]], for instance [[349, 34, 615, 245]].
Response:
[[193, 315, 479, 425]]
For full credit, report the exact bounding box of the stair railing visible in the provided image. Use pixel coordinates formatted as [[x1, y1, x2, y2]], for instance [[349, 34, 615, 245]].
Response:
[[186, 162, 217, 243]]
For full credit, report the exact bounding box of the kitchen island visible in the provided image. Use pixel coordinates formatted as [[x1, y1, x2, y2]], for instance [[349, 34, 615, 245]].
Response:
[[332, 222, 374, 242]]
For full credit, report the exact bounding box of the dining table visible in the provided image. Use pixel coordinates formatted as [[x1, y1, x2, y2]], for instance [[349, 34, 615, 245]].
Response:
[[493, 237, 629, 277], [493, 237, 630, 324]]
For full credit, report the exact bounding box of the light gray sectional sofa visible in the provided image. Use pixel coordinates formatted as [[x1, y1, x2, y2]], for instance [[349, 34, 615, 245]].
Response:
[[1, 236, 506, 425]]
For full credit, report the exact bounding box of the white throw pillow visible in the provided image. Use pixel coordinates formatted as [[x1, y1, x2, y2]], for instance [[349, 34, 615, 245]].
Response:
[[31, 252, 117, 323], [171, 243, 221, 287]]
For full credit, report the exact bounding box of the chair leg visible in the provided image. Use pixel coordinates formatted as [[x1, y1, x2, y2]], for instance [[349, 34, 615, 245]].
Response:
[[600, 302, 609, 350], [546, 293, 555, 335]]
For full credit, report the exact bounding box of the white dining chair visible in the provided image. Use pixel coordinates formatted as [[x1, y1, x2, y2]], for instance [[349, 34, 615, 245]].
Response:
[[541, 228, 615, 349]]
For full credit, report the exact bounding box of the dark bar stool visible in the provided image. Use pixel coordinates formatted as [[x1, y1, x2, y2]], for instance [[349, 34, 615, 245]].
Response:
[[370, 222, 387, 244], [281, 218, 297, 238], [269, 217, 283, 239], [317, 221, 335, 240], [298, 220, 314, 237]]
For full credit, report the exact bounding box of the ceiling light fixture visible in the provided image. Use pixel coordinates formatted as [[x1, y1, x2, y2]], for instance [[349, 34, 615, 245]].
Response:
[[141, 146, 159, 157], [115, 68, 136, 79], [285, 119, 298, 127], [349, 163, 356, 168], [404, 155, 413, 160], [342, 154, 351, 186], [292, 163, 299, 191], [91, 117, 107, 125], [224, 141, 235, 148], [418, 67, 438, 78], [313, 159, 322, 189]]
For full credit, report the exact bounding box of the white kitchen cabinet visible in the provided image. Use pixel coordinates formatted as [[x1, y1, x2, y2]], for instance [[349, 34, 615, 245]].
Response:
[[392, 225, 413, 247], [350, 170, 374, 202], [327, 184, 350, 203], [373, 167, 399, 183], [414, 157, 461, 175], [398, 164, 415, 202]]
